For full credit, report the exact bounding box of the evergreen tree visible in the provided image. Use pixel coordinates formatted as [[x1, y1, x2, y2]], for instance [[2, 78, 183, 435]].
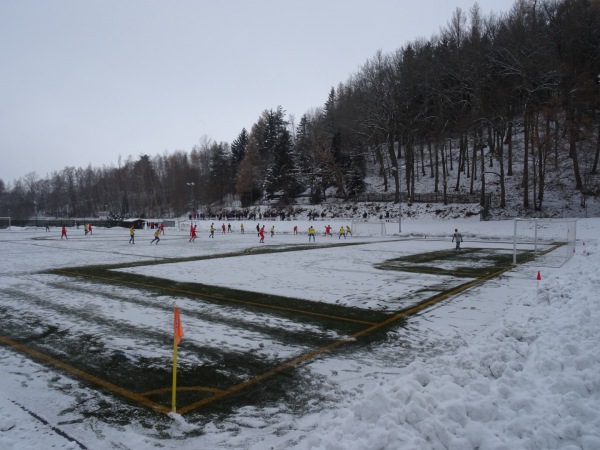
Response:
[[207, 143, 233, 204], [259, 107, 287, 163], [231, 128, 249, 178], [264, 128, 300, 202]]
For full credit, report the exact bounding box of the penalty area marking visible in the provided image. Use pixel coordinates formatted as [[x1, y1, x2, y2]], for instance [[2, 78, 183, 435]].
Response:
[[54, 268, 378, 326]]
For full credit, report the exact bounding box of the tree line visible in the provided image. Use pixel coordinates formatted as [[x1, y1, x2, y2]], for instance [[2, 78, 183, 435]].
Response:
[[1, 0, 599, 220]]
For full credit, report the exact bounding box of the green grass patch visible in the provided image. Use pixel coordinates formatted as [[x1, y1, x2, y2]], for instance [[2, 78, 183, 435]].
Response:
[[377, 248, 527, 278]]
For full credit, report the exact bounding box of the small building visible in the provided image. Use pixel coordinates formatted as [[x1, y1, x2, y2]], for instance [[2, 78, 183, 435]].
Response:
[[121, 218, 146, 229]]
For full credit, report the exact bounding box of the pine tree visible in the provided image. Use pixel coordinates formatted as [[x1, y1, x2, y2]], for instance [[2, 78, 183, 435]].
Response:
[[264, 128, 300, 202], [231, 128, 249, 178], [207, 143, 233, 204]]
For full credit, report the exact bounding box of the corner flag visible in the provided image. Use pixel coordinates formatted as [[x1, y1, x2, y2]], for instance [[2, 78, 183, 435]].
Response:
[[174, 307, 184, 346]]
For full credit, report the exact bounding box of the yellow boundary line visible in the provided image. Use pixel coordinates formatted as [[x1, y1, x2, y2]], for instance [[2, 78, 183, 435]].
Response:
[[0, 256, 502, 416], [0, 335, 170, 414], [54, 269, 377, 326], [177, 263, 518, 414], [140, 386, 225, 396], [5, 244, 557, 415]]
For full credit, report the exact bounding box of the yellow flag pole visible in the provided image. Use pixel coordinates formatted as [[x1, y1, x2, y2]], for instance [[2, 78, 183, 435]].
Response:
[[172, 335, 178, 413], [172, 306, 184, 413]]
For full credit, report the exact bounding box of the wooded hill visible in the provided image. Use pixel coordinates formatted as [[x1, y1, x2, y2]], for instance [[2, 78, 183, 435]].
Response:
[[1, 0, 599, 220]]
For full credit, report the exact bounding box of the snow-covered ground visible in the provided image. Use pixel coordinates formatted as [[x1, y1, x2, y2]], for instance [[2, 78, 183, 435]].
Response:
[[1, 216, 599, 449]]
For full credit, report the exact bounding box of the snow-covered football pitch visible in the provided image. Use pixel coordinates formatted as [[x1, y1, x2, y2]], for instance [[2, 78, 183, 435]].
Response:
[[0, 221, 556, 419]]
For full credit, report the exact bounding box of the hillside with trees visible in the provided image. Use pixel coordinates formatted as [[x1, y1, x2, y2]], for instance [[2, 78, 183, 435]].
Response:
[[1, 0, 599, 221]]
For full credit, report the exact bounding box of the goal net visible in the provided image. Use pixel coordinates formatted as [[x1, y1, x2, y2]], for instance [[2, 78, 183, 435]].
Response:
[[179, 220, 193, 232], [512, 218, 576, 267], [351, 219, 387, 237]]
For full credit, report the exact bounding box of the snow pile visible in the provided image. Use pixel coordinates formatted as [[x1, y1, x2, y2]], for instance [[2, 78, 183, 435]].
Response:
[[299, 241, 600, 450]]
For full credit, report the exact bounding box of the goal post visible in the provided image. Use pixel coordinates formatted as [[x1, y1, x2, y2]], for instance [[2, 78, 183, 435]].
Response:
[[512, 218, 576, 267]]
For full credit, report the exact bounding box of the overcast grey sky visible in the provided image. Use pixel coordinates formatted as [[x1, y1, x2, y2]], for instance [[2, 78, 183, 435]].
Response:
[[0, 0, 515, 183]]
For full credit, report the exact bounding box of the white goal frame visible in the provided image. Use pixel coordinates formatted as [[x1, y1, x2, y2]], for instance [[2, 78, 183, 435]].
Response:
[[351, 219, 387, 237], [0, 217, 11, 230], [512, 218, 576, 266]]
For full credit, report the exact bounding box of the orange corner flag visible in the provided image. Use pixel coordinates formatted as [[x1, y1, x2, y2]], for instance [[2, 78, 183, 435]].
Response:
[[174, 307, 184, 346]]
